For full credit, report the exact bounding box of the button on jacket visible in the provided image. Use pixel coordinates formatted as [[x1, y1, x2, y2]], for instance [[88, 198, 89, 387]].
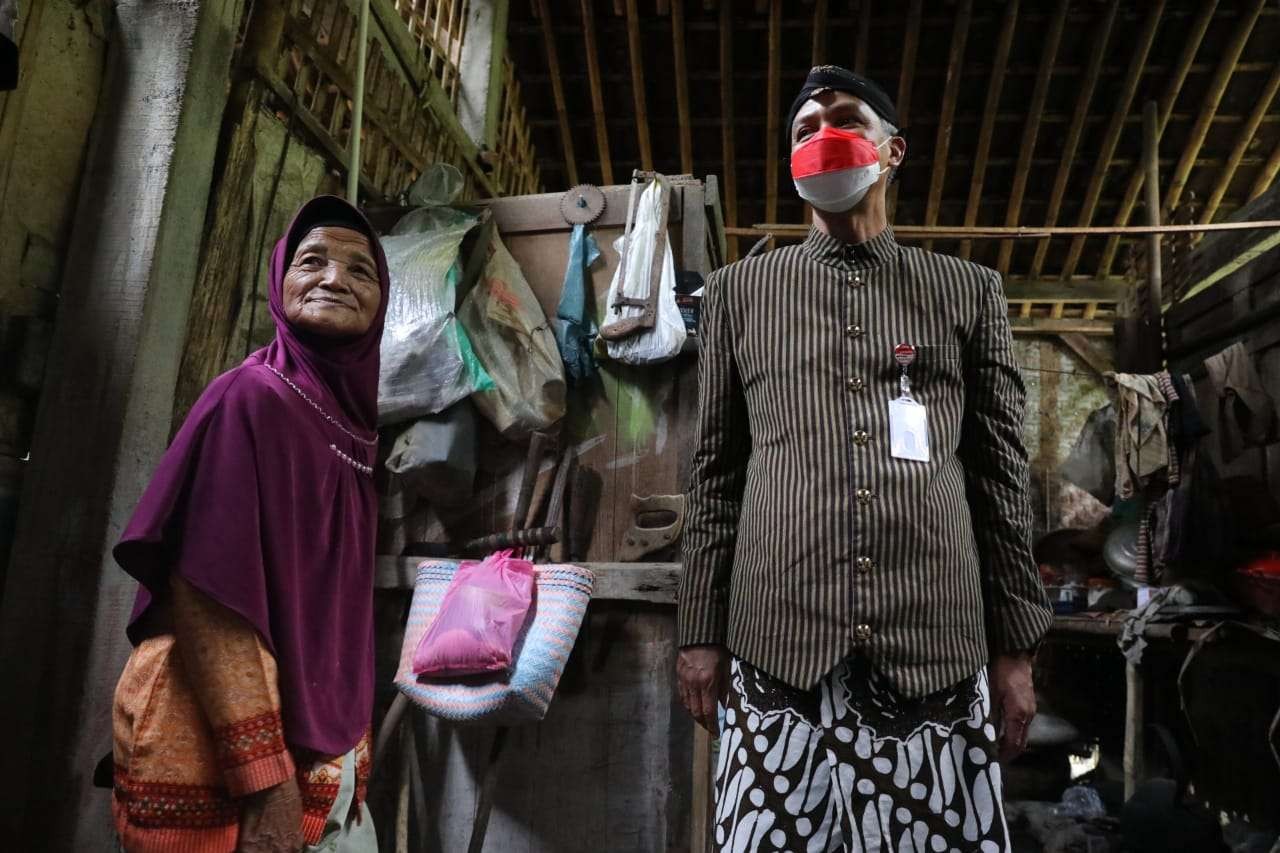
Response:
[[677, 226, 1053, 697]]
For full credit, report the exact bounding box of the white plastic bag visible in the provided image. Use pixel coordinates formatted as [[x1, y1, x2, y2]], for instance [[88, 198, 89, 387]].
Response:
[[458, 232, 566, 440], [602, 179, 687, 365]]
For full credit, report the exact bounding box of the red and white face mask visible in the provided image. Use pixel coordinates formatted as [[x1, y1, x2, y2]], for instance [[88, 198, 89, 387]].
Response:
[[790, 126, 889, 213]]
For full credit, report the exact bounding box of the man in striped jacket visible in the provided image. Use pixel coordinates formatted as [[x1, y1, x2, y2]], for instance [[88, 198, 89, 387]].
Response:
[[676, 66, 1053, 853]]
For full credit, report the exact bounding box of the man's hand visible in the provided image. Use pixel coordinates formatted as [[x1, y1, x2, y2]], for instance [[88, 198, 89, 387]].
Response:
[[990, 652, 1037, 763], [237, 778, 304, 853], [677, 644, 730, 734]]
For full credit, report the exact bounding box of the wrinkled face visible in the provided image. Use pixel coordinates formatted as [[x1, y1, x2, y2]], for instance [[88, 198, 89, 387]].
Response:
[[283, 227, 381, 338]]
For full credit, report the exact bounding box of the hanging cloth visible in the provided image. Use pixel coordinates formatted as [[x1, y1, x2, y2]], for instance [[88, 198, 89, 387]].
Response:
[[554, 223, 602, 383]]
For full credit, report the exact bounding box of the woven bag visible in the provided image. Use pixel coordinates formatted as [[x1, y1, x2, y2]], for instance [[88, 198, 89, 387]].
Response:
[[394, 560, 594, 724]]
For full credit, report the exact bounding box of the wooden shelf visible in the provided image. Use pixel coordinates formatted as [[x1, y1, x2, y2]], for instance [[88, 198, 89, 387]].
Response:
[[376, 557, 681, 604]]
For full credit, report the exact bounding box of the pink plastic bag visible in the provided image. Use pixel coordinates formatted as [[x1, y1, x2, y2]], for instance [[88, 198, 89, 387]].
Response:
[[412, 549, 535, 677]]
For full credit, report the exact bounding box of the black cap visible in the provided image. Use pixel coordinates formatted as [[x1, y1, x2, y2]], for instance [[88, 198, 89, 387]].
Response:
[[786, 65, 899, 141]]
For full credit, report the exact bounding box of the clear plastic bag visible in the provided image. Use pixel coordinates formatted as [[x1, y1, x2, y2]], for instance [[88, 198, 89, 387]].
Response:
[[602, 178, 687, 365], [412, 549, 535, 677], [378, 205, 493, 425], [459, 232, 566, 440]]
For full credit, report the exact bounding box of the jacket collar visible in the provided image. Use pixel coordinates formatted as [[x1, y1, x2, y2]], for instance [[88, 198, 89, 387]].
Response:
[[801, 224, 900, 270]]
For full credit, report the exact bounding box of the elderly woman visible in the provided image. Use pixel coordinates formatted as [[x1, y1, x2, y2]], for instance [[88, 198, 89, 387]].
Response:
[[111, 196, 388, 853]]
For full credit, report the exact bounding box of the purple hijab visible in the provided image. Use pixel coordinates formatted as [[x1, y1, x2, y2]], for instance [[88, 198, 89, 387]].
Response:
[[115, 196, 389, 757]]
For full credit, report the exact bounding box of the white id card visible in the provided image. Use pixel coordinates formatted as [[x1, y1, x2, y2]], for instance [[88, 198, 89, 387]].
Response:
[[888, 398, 930, 462]]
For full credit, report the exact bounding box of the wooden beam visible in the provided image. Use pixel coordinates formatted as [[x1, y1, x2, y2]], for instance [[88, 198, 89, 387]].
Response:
[[1163, 0, 1265, 218], [1028, 0, 1117, 279], [853, 0, 870, 74], [719, 0, 738, 261], [810, 0, 828, 67], [997, 0, 1068, 275], [765, 0, 781, 225], [1096, 1, 1216, 278], [579, 0, 613, 185], [1058, 332, 1116, 377], [923, 0, 972, 251], [1003, 279, 1128, 304], [537, 0, 577, 188], [959, 0, 1017, 261], [734, 221, 1280, 238], [1200, 58, 1280, 224], [1143, 100, 1164, 323], [888, 0, 921, 215], [1251, 137, 1280, 203], [1059, 0, 1164, 280], [625, 0, 653, 170], [672, 0, 693, 175], [1009, 318, 1114, 336]]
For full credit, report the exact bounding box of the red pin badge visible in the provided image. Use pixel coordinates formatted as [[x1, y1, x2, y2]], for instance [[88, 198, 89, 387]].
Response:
[[893, 343, 917, 367]]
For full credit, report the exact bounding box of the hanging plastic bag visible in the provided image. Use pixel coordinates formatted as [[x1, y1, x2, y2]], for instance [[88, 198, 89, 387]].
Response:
[[412, 549, 536, 677], [601, 178, 687, 365], [554, 223, 602, 382], [378, 205, 493, 424], [458, 232, 566, 440], [384, 400, 478, 505]]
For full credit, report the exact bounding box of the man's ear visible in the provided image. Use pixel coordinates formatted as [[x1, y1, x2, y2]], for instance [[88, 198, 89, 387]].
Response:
[[887, 136, 907, 170]]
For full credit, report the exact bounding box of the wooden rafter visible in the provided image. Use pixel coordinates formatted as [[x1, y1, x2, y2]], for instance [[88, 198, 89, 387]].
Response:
[[1028, 0, 1117, 280], [996, 0, 1068, 276], [853, 0, 870, 74], [887, 0, 921, 215], [810, 0, 828, 67], [625, 0, 653, 170], [1251, 137, 1280, 203], [1163, 0, 1265, 218], [1200, 58, 1280, 224], [765, 0, 781, 226], [1095, 1, 1216, 278], [536, 0, 577, 187], [719, 0, 738, 261], [672, 0, 693, 175], [959, 0, 1016, 262], [1057, 332, 1116, 377], [922, 0, 972, 252], [579, 0, 613, 185], [1059, 0, 1164, 280]]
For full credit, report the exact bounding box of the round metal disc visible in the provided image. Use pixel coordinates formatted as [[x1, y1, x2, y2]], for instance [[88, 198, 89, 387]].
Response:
[[561, 184, 606, 225]]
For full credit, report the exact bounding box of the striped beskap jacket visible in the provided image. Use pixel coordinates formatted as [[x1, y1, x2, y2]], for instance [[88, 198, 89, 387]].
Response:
[[677, 226, 1053, 697]]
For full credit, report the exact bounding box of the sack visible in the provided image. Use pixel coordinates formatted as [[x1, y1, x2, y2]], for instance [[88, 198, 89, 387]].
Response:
[[459, 232, 566, 439], [602, 178, 687, 365], [384, 401, 478, 505], [378, 205, 493, 425], [395, 561, 594, 724], [412, 550, 535, 677]]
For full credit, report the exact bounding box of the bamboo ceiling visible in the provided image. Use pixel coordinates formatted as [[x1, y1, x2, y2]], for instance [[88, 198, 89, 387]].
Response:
[[506, 0, 1280, 292]]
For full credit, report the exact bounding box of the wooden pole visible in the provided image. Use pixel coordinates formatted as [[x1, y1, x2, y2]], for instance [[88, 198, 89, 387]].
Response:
[[1060, 0, 1164, 279], [887, 0, 921, 216], [538, 0, 578, 187], [960, 0, 1017, 261], [348, 0, 371, 202], [720, 0, 738, 261], [625, 0, 654, 170], [730, 220, 1280, 239], [810, 0, 828, 67], [672, 0, 693, 175], [1029, 0, 1117, 279], [1143, 100, 1163, 328], [1124, 662, 1145, 802], [1163, 0, 1265, 218], [580, 0, 613, 185], [765, 0, 781, 228], [1201, 58, 1280, 224], [1251, 137, 1280, 203], [923, 0, 971, 251], [1097, 1, 1216, 278], [997, 0, 1068, 275]]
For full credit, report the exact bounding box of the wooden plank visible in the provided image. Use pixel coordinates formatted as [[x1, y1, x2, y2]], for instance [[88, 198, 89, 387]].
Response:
[[478, 184, 689, 233], [1163, 0, 1266, 218], [625, 0, 654, 170], [959, 0, 1017, 261], [1028, 0, 1117, 280], [1003, 279, 1127, 303], [671, 0, 693, 177], [1009, 318, 1113, 336], [1096, 1, 1216, 278], [536, 0, 577, 188], [1177, 184, 1280, 302], [810, 0, 828, 67], [922, 0, 971, 253], [887, 0, 921, 215], [1200, 59, 1280, 225], [375, 557, 683, 603], [1249, 135, 1280, 203], [1059, 0, 1164, 280], [579, 0, 613, 185], [764, 0, 781, 226], [737, 221, 1280, 239], [719, 0, 738, 261], [852, 0, 870, 74], [996, 0, 1068, 275], [1057, 332, 1116, 377]]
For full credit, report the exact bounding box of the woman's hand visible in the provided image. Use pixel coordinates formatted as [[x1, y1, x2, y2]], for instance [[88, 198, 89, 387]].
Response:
[[237, 778, 304, 853]]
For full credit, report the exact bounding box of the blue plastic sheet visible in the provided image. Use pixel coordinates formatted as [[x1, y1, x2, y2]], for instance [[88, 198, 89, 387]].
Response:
[[554, 223, 602, 383]]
